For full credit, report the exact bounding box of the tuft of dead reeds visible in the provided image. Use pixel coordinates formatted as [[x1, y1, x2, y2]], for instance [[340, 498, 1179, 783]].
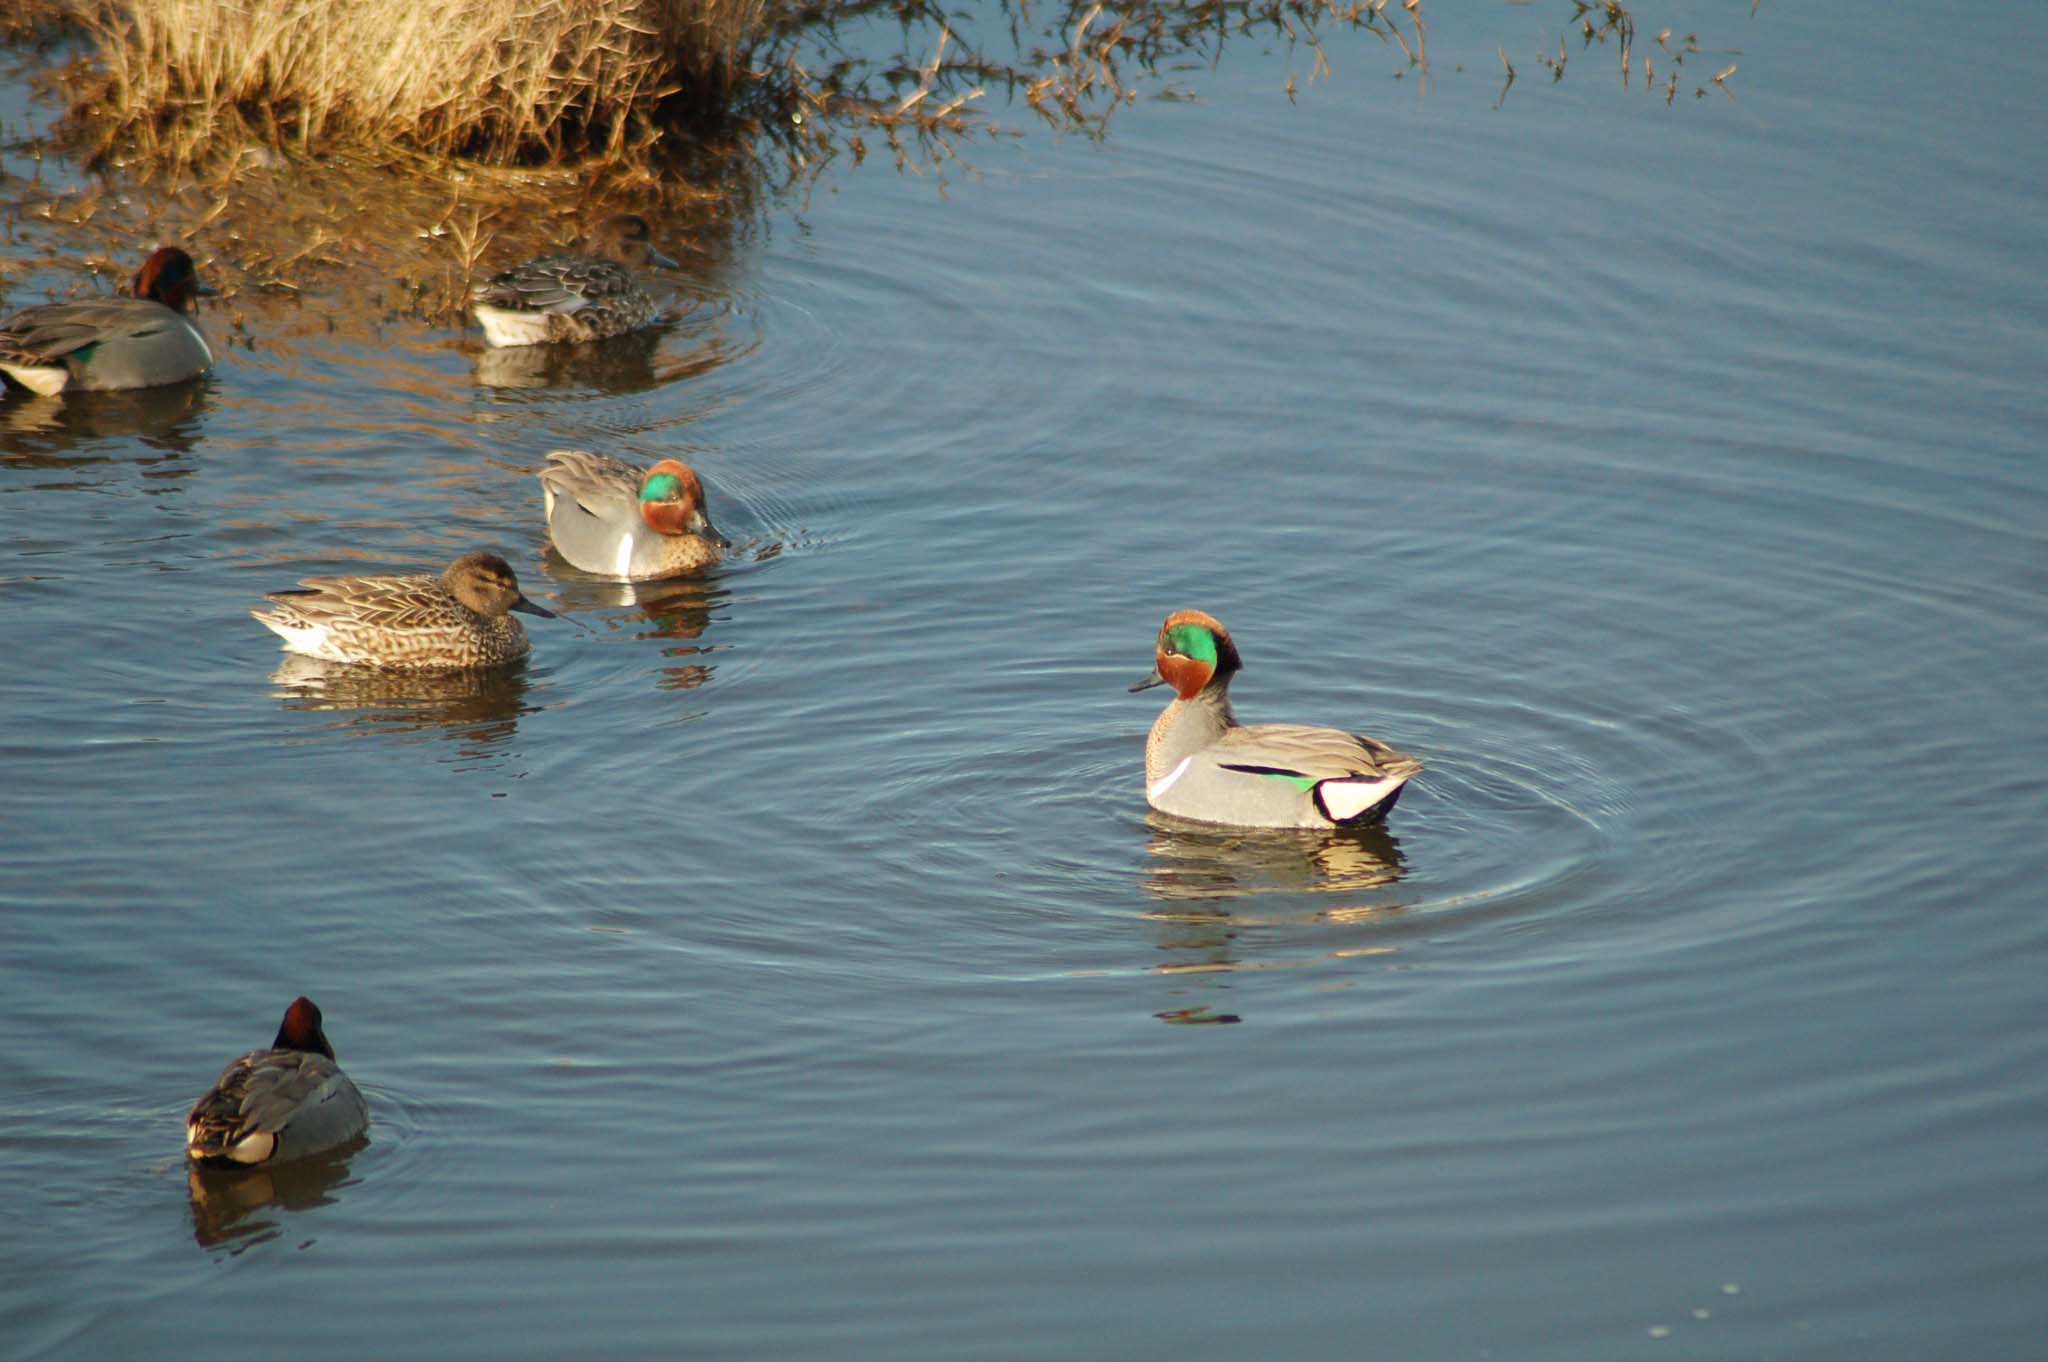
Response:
[[38, 0, 1451, 182], [60, 0, 774, 169]]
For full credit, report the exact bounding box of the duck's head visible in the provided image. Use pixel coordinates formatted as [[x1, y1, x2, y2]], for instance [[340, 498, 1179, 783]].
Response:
[[1130, 609, 1242, 700], [131, 246, 216, 313], [443, 551, 556, 619], [273, 997, 336, 1060], [637, 459, 727, 544], [583, 213, 680, 271]]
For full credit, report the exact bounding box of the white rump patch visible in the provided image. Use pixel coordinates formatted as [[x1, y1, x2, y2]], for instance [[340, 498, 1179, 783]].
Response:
[[1148, 756, 1193, 801], [253, 611, 339, 662], [1317, 775, 1405, 822], [228, 1129, 277, 1164], [1, 362, 69, 397], [473, 305, 556, 349]]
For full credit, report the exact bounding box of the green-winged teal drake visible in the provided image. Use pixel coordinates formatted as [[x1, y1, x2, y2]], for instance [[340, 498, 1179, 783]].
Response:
[[1131, 610, 1423, 828], [538, 449, 727, 580], [186, 997, 368, 1167], [0, 246, 215, 395], [252, 551, 554, 670]]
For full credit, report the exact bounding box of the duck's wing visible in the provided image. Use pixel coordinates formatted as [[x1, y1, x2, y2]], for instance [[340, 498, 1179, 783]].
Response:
[[1212, 723, 1424, 822], [1217, 723, 1421, 778], [262, 574, 450, 630], [538, 449, 642, 517], [472, 254, 636, 312], [0, 299, 177, 364]]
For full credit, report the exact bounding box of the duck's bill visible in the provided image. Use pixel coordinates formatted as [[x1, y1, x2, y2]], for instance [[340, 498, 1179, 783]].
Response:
[[1129, 669, 1168, 693], [512, 596, 558, 619], [649, 248, 682, 270], [193, 281, 220, 297]]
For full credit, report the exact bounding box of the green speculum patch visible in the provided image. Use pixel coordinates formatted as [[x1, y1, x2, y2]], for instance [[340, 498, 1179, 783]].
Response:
[[1163, 624, 1217, 665], [640, 473, 682, 504]]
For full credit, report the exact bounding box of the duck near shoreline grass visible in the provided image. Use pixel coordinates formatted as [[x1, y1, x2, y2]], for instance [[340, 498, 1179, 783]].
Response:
[[0, 0, 1720, 322]]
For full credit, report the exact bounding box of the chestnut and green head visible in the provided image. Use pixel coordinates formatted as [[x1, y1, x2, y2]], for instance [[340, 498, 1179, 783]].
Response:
[[637, 459, 723, 544], [130, 245, 215, 313], [272, 996, 336, 1060], [1129, 609, 1243, 700]]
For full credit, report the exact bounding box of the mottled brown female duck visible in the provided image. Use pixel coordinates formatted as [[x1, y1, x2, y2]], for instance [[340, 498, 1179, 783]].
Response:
[[252, 551, 554, 670]]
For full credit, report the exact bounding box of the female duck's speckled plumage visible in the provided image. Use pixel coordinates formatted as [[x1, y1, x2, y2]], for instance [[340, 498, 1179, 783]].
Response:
[[471, 213, 679, 348], [538, 449, 728, 580], [1132, 609, 1423, 829], [186, 997, 369, 1167], [0, 245, 215, 396], [252, 550, 554, 670]]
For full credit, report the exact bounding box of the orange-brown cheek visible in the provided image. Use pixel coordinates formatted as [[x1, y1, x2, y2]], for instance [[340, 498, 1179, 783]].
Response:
[[640, 501, 691, 535], [1158, 652, 1211, 700]]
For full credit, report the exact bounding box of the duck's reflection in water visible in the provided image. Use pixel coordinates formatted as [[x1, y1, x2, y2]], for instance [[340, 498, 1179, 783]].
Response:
[[269, 654, 535, 747], [471, 325, 725, 396], [0, 381, 212, 465], [544, 572, 722, 693], [1139, 816, 1410, 1022], [186, 1137, 366, 1252], [1142, 814, 1407, 903]]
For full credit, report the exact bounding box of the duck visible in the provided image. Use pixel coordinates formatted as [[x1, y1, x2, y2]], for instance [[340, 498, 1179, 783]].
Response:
[[538, 449, 728, 580], [252, 550, 555, 670], [1131, 609, 1423, 828], [0, 245, 216, 396], [470, 213, 679, 348], [186, 997, 368, 1167]]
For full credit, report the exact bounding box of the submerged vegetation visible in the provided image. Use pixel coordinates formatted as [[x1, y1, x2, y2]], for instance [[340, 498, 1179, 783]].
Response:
[[0, 0, 1744, 326]]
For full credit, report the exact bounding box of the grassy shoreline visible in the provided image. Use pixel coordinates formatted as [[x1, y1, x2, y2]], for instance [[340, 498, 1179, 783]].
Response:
[[0, 1, 1724, 325], [56, 0, 774, 167]]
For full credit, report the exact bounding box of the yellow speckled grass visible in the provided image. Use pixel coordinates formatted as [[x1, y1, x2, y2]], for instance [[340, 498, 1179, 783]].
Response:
[[61, 0, 769, 167]]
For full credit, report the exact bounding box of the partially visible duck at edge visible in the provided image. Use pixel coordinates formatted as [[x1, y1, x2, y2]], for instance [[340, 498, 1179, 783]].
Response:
[[252, 550, 556, 670], [0, 245, 216, 396], [470, 212, 679, 348], [1131, 609, 1423, 829], [186, 997, 368, 1167], [538, 448, 729, 580]]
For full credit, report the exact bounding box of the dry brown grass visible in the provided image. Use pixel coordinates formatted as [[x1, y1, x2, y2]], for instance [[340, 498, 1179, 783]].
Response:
[[35, 0, 1447, 182], [0, 0, 1736, 330], [60, 0, 774, 168], [0, 129, 740, 339], [21, 0, 1741, 187]]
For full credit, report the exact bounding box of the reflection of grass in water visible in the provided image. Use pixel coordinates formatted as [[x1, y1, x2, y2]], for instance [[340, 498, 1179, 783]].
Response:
[[16, 0, 1438, 189], [0, 144, 738, 338], [11, 0, 1740, 185], [0, 0, 1736, 328]]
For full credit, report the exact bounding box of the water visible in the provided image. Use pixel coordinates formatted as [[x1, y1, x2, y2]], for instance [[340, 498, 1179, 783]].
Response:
[[4, 3, 2046, 1357]]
